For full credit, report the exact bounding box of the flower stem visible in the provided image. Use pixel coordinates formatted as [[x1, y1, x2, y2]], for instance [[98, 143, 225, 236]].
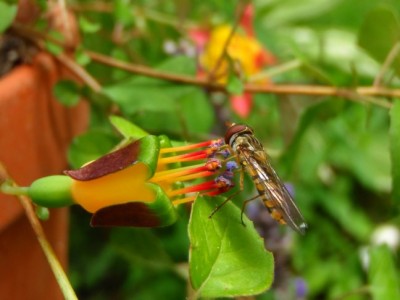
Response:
[[1, 183, 29, 196]]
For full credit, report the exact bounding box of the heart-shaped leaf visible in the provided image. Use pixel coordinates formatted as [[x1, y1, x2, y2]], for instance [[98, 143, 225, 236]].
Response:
[[189, 196, 274, 298]]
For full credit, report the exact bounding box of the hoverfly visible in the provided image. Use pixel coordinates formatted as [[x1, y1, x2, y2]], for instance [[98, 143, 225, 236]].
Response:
[[225, 123, 307, 234]]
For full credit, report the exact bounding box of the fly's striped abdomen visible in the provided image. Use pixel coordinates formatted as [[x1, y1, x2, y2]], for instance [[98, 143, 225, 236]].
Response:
[[240, 156, 287, 225]]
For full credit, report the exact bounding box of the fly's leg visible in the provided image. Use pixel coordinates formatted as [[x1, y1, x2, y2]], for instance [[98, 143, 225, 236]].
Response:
[[208, 190, 241, 219], [208, 161, 244, 219], [240, 194, 262, 226]]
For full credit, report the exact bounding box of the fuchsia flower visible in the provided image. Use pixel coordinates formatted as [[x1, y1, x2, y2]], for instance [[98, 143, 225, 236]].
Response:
[[189, 4, 276, 118], [27, 135, 238, 227]]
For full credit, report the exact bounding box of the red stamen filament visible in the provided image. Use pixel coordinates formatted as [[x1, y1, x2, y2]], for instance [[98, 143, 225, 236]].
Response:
[[158, 151, 209, 164], [152, 165, 213, 183], [168, 179, 220, 197], [171, 171, 215, 183], [159, 140, 217, 154]]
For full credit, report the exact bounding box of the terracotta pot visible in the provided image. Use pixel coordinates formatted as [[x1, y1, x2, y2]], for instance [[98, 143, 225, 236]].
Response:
[[0, 52, 89, 299]]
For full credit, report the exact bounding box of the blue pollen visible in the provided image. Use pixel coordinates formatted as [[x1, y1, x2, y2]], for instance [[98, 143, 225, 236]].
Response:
[[226, 161, 239, 171]]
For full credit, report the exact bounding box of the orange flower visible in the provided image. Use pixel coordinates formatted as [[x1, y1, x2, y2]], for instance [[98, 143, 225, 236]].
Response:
[[200, 24, 273, 83], [189, 4, 275, 118]]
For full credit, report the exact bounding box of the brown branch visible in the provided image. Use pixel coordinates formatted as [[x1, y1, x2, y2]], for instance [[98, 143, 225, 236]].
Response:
[[86, 50, 209, 86], [86, 50, 395, 108], [55, 53, 102, 92]]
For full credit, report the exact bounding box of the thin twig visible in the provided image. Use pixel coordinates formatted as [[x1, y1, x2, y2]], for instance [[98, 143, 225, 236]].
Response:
[[86, 51, 395, 108], [373, 41, 400, 87], [55, 53, 102, 92], [0, 165, 78, 300], [18, 195, 78, 300], [86, 50, 205, 85]]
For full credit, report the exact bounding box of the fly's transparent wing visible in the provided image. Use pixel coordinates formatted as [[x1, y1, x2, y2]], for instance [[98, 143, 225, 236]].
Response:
[[244, 151, 307, 234]]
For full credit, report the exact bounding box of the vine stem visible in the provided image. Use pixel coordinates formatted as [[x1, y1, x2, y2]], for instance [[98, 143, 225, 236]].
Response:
[[0, 164, 78, 300], [86, 51, 394, 109]]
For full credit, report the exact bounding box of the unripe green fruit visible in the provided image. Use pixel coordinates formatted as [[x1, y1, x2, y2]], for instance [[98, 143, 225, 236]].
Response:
[[28, 175, 74, 208]]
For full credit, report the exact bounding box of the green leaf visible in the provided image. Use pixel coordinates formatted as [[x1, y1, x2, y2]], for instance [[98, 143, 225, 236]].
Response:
[[280, 99, 344, 176], [79, 16, 101, 33], [45, 41, 63, 55], [174, 86, 214, 134], [368, 245, 400, 300], [104, 82, 177, 114], [390, 99, 400, 204], [104, 56, 214, 136], [109, 115, 149, 140], [45, 31, 65, 55], [315, 185, 372, 241], [156, 55, 197, 75], [53, 80, 80, 107], [0, 3, 17, 33], [37, 0, 47, 10], [358, 6, 400, 75], [75, 47, 91, 66], [114, 0, 134, 26], [67, 131, 118, 168], [227, 74, 244, 95], [189, 196, 274, 298], [110, 228, 173, 270], [103, 56, 197, 114]]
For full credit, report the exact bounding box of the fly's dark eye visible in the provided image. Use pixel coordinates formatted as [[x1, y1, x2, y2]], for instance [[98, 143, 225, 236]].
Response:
[[224, 124, 255, 144], [225, 124, 248, 144]]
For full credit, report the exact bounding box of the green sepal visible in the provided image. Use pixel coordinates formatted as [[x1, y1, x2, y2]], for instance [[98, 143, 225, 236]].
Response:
[[28, 175, 74, 208], [137, 135, 160, 178], [157, 135, 183, 172], [145, 183, 178, 226], [158, 134, 172, 149], [109, 115, 149, 140]]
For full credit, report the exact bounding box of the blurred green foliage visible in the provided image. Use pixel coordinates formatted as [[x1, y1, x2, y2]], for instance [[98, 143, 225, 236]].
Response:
[[67, 0, 400, 299], [5, 0, 400, 298]]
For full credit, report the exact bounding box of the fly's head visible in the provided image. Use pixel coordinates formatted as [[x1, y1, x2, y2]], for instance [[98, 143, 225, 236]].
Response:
[[225, 123, 254, 147]]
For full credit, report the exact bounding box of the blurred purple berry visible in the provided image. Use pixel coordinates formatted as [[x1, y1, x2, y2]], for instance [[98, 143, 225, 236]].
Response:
[[284, 182, 295, 198], [294, 277, 308, 299]]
